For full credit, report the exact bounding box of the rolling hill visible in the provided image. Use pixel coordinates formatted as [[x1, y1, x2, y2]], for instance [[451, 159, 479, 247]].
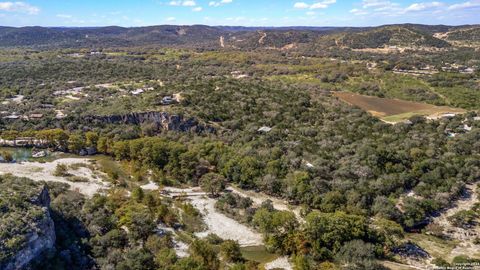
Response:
[[336, 26, 451, 49], [0, 24, 478, 50]]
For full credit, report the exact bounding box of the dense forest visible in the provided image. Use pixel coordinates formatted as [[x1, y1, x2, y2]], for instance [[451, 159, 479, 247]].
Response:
[[1, 23, 480, 270]]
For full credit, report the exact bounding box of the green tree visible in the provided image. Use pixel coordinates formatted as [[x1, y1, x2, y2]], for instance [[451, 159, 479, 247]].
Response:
[[189, 239, 220, 270], [305, 211, 368, 260], [116, 248, 156, 270], [53, 163, 70, 177], [334, 240, 385, 270], [85, 131, 99, 148], [220, 240, 243, 263], [117, 203, 156, 242], [199, 173, 226, 197], [132, 187, 145, 203], [68, 133, 86, 153]]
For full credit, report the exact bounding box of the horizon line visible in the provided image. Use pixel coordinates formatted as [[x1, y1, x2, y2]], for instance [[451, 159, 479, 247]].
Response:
[[1, 22, 480, 29]]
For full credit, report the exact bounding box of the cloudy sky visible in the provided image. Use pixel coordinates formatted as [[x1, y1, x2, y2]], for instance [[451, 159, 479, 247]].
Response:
[[0, 0, 479, 27]]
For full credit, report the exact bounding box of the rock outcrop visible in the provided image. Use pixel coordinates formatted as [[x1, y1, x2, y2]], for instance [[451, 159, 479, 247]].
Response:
[[0, 177, 56, 270], [85, 111, 215, 133]]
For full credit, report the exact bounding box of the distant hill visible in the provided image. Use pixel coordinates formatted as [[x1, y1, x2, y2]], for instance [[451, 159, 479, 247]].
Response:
[[0, 25, 224, 48], [336, 26, 451, 49], [445, 27, 480, 42], [0, 24, 478, 50]]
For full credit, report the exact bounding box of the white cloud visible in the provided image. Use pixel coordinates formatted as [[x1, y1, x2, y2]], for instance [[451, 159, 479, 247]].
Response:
[[294, 2, 309, 9], [56, 14, 72, 18], [182, 1, 196, 6], [209, 0, 233, 7], [350, 8, 369, 15], [0, 1, 39, 14], [405, 1, 443, 12], [356, 0, 407, 16], [310, 3, 328, 9], [362, 0, 393, 8], [169, 0, 196, 7], [192, 6, 202, 11], [165, 17, 176, 22], [448, 0, 480, 10], [293, 0, 336, 10]]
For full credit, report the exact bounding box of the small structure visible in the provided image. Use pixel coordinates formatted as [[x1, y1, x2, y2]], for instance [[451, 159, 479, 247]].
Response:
[[54, 87, 84, 96], [447, 131, 457, 138], [40, 104, 55, 109], [131, 89, 144, 95], [258, 126, 272, 133], [161, 96, 174, 105], [460, 68, 475, 74], [32, 150, 47, 158], [441, 113, 457, 118], [463, 124, 473, 131], [3, 113, 20, 120], [29, 114, 44, 120], [173, 93, 183, 103], [231, 71, 249, 79], [55, 110, 67, 119]]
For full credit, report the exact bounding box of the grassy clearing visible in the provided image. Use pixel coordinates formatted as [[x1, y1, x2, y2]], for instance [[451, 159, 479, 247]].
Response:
[[406, 233, 458, 261], [342, 72, 447, 105], [382, 112, 428, 122], [381, 260, 420, 270], [436, 86, 480, 110], [93, 155, 130, 183], [334, 92, 465, 123]]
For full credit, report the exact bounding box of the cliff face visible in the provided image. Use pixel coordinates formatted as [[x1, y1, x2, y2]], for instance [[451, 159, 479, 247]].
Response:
[[85, 111, 216, 133], [2, 212, 56, 270], [0, 178, 56, 270]]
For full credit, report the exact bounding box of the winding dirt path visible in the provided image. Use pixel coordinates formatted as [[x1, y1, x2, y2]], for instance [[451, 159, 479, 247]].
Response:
[[227, 186, 304, 222], [430, 183, 480, 260], [162, 187, 264, 246]]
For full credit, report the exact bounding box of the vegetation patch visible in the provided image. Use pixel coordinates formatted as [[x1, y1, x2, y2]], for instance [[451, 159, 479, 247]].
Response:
[[334, 92, 465, 122]]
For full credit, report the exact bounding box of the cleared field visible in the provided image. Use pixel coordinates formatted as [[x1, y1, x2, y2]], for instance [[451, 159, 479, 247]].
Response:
[[334, 92, 466, 122]]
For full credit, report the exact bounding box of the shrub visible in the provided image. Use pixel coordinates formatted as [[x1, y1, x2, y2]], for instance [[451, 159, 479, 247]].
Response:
[[53, 163, 70, 177]]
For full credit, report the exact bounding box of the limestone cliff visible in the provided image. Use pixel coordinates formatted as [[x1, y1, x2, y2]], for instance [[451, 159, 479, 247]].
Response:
[[0, 177, 56, 270], [85, 111, 216, 133]]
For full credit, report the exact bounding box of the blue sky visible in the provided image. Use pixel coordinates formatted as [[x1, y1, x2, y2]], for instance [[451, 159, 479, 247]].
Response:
[[0, 0, 479, 27]]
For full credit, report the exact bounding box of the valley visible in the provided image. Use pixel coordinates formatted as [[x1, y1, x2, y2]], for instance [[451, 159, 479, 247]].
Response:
[[0, 22, 480, 270]]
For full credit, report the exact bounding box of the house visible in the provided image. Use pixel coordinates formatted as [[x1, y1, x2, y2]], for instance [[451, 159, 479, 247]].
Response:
[[258, 126, 272, 133], [441, 113, 457, 118], [55, 110, 67, 119], [40, 104, 55, 109], [231, 71, 249, 79], [131, 89, 144, 95], [447, 132, 457, 138], [463, 124, 473, 131], [29, 114, 44, 119], [161, 96, 174, 105], [10, 95, 24, 103], [173, 93, 183, 103], [460, 68, 475, 74], [3, 113, 20, 120]]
